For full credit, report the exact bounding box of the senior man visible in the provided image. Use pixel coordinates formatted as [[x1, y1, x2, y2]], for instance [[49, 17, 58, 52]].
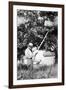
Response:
[[24, 43, 33, 65]]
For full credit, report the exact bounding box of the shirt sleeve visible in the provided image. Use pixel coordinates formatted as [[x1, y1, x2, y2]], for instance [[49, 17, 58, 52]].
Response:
[[25, 49, 32, 59]]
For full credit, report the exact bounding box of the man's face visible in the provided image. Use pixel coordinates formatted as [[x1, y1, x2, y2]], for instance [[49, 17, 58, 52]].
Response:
[[28, 46, 33, 50]]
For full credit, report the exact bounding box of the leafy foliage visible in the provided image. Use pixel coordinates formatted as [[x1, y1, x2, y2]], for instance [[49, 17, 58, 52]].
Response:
[[17, 10, 58, 59]]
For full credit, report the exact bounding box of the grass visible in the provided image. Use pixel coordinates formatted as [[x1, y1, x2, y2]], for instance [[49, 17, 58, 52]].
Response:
[[17, 63, 58, 80]]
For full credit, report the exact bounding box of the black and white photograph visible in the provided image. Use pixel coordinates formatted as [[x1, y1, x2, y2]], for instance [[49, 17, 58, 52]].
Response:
[[9, 2, 64, 88], [17, 10, 58, 80]]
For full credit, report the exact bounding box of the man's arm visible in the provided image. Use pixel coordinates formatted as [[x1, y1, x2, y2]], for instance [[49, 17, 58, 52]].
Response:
[[25, 49, 33, 59]]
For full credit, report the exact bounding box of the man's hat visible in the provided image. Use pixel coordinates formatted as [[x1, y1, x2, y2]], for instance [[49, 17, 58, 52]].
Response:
[[28, 43, 33, 47]]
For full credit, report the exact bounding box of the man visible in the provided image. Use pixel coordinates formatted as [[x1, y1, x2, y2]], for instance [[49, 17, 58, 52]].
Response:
[[24, 43, 33, 65]]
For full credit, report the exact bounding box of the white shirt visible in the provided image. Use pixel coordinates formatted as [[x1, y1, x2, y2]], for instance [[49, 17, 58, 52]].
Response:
[[25, 48, 33, 59]]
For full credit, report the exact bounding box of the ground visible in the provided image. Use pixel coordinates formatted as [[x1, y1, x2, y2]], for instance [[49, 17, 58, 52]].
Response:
[[17, 63, 58, 80]]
